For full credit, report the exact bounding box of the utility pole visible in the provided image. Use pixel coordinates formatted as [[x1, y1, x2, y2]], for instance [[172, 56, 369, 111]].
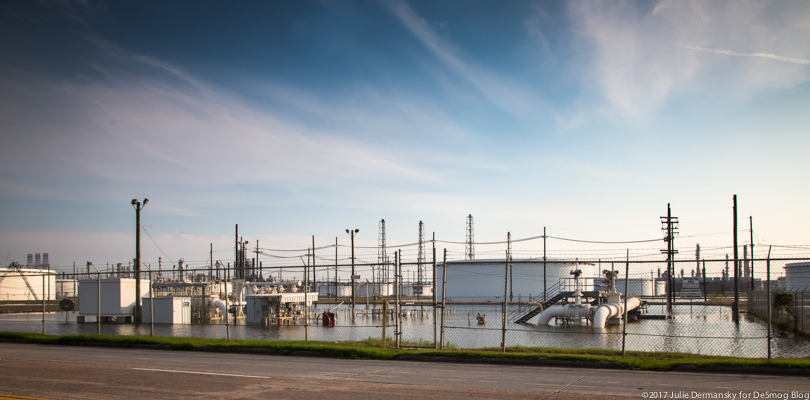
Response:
[[750, 216, 755, 291], [733, 195, 739, 323], [418, 221, 425, 285], [131, 198, 148, 323], [507, 232, 513, 302], [234, 224, 238, 281], [346, 228, 359, 321], [660, 203, 678, 314], [256, 240, 260, 281]]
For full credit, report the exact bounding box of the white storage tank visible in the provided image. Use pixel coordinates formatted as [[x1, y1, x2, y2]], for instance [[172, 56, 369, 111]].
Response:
[[436, 259, 591, 302], [78, 278, 149, 318], [614, 278, 654, 296], [0, 266, 57, 301], [784, 262, 810, 292], [356, 283, 393, 297], [655, 279, 666, 296], [336, 283, 353, 297], [142, 296, 191, 324]]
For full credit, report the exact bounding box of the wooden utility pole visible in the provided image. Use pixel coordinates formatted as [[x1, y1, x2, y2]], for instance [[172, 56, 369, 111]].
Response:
[[750, 216, 755, 291]]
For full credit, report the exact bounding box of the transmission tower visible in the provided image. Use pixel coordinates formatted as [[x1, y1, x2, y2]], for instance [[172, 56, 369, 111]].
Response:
[[417, 221, 425, 284], [660, 203, 679, 313], [465, 214, 475, 260], [378, 219, 387, 283]]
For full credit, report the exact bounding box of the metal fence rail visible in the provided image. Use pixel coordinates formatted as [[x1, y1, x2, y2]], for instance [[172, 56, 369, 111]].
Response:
[[3, 257, 810, 359]]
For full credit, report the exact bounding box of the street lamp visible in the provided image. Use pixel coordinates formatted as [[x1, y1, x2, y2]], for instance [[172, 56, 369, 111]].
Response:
[[346, 229, 359, 320], [131, 198, 148, 323]]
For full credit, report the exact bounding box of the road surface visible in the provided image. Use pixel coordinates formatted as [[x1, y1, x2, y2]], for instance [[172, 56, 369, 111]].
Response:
[[0, 343, 807, 399]]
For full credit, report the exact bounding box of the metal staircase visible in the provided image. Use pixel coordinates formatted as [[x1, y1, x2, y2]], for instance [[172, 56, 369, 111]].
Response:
[[511, 282, 603, 324]]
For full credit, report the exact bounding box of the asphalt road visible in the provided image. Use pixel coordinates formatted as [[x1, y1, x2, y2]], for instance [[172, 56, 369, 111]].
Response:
[[0, 343, 808, 399]]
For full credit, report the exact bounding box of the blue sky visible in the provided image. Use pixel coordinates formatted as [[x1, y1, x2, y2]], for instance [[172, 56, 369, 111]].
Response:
[[1, 0, 809, 274]]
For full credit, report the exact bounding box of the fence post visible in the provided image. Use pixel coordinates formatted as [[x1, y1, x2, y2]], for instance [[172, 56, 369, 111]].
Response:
[[42, 273, 46, 335], [433, 240, 437, 349], [766, 246, 771, 359], [149, 271, 154, 336], [96, 271, 101, 334], [622, 250, 629, 356], [502, 251, 508, 352], [394, 250, 402, 349], [382, 299, 388, 348], [440, 249, 447, 350]]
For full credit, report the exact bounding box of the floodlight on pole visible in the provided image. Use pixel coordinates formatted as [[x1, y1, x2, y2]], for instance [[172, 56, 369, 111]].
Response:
[[131, 198, 148, 324], [346, 228, 359, 321]]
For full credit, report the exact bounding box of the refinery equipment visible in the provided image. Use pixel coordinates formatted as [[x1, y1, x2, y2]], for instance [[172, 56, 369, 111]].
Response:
[[534, 269, 642, 328], [245, 280, 318, 325]]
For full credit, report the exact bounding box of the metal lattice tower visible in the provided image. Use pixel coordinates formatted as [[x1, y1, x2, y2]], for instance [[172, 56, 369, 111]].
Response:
[[417, 221, 425, 283], [465, 214, 475, 260], [660, 203, 679, 312], [378, 219, 387, 283]]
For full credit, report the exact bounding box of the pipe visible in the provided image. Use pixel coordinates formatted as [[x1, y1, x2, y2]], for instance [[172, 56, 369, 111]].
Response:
[[593, 297, 641, 328], [537, 303, 592, 325], [209, 298, 227, 317]]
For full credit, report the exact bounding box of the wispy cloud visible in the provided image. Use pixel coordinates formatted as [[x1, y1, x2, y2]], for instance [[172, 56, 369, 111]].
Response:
[[566, 0, 810, 124], [681, 45, 810, 65], [388, 0, 544, 116]]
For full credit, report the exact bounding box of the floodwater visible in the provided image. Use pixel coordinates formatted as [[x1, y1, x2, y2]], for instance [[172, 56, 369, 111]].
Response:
[[2, 302, 808, 359]]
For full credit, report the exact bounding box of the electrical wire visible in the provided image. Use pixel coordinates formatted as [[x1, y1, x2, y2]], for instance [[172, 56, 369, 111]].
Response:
[[141, 226, 176, 268]]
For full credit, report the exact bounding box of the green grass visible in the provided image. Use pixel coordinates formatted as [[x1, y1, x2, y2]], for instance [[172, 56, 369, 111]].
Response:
[[1, 331, 808, 372], [349, 336, 457, 349]]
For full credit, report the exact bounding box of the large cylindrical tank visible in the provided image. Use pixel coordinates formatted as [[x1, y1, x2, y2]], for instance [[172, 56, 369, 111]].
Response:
[[614, 278, 654, 296], [337, 284, 353, 297], [0, 267, 58, 300], [655, 280, 666, 296], [436, 260, 592, 302], [784, 262, 810, 292]]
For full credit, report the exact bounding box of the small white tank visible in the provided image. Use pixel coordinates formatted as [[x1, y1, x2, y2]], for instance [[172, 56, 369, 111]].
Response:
[[784, 262, 810, 292]]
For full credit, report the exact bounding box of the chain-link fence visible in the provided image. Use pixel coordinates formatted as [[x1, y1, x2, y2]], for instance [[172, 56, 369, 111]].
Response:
[[2, 256, 810, 359]]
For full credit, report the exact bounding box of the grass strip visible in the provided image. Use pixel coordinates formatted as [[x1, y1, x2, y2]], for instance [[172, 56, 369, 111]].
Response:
[[1, 331, 808, 372]]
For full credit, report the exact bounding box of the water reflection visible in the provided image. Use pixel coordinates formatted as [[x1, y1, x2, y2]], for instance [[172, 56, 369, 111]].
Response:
[[2, 303, 808, 358]]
